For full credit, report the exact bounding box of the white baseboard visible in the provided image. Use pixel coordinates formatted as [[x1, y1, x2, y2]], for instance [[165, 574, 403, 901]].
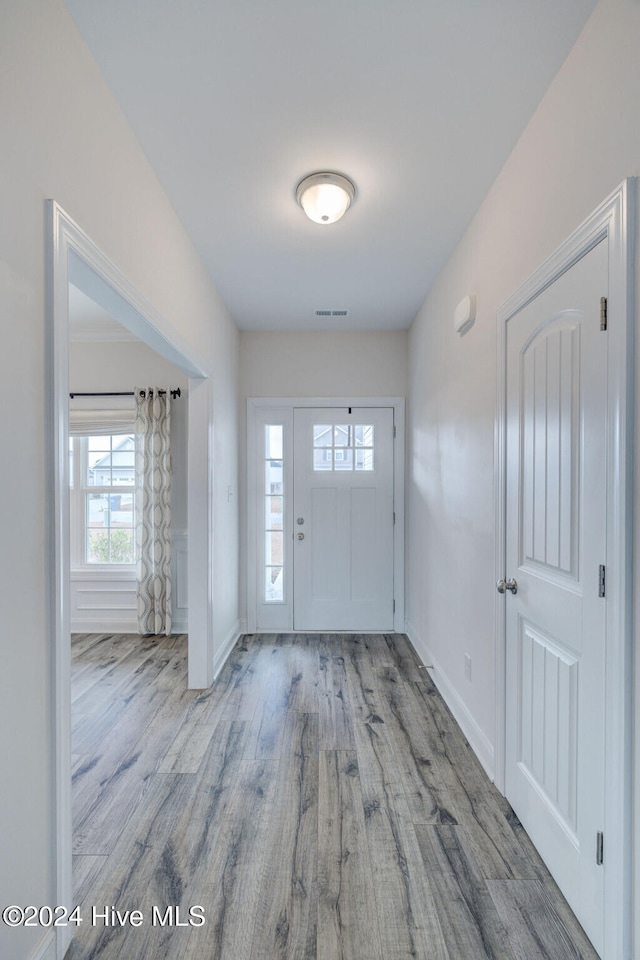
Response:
[[405, 619, 495, 780], [71, 619, 188, 635], [212, 619, 245, 680], [30, 930, 55, 960], [71, 618, 139, 633]]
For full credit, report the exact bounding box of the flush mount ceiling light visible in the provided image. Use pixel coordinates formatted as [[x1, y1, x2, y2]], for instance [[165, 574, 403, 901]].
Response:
[[296, 172, 355, 224]]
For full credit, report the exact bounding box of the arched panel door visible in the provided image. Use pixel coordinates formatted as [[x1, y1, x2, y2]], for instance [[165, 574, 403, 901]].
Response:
[[504, 238, 608, 955]]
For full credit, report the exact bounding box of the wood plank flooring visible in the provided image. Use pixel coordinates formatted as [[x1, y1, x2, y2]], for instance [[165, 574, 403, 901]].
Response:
[[68, 632, 600, 960]]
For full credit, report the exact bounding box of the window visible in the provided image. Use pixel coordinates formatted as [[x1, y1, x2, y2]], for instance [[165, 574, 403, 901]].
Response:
[[312, 423, 374, 471], [264, 425, 284, 602], [70, 433, 136, 567]]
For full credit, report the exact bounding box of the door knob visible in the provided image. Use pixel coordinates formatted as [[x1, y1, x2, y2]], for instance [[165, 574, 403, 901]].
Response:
[[297, 532, 305, 540], [497, 578, 518, 594]]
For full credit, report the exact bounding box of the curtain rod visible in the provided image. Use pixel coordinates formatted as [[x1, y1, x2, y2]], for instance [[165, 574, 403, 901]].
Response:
[[69, 388, 182, 400]]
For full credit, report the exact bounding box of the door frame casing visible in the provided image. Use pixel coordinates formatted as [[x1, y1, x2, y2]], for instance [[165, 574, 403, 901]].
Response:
[[247, 397, 405, 634], [495, 180, 634, 960], [47, 201, 212, 958]]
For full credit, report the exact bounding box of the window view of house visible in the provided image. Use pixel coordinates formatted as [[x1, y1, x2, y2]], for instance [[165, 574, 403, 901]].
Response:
[[313, 423, 374, 471], [70, 434, 136, 565]]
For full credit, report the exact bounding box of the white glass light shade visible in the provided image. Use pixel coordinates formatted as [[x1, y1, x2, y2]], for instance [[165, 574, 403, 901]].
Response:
[[296, 172, 355, 224]]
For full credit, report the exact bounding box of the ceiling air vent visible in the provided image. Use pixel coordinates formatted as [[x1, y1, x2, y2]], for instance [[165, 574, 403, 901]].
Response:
[[314, 309, 349, 318]]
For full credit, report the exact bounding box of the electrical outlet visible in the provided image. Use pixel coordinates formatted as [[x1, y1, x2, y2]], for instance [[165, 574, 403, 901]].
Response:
[[464, 654, 472, 682]]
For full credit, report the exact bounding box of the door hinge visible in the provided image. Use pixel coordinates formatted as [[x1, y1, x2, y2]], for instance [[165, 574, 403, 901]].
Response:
[[393, 424, 397, 438], [393, 599, 396, 613], [393, 511, 396, 525], [596, 831, 604, 865], [600, 296, 607, 331], [599, 564, 606, 598]]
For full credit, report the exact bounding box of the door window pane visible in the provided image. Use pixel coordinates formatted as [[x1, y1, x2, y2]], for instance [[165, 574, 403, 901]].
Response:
[[354, 425, 374, 447], [313, 448, 333, 471], [265, 460, 283, 494], [266, 425, 283, 459], [313, 425, 332, 447], [313, 423, 375, 472], [355, 447, 374, 471], [265, 566, 283, 603], [266, 496, 283, 530], [334, 449, 353, 470], [265, 531, 283, 567], [334, 425, 351, 447]]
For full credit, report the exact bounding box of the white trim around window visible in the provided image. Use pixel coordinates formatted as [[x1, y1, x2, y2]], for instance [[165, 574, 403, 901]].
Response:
[[248, 406, 294, 631]]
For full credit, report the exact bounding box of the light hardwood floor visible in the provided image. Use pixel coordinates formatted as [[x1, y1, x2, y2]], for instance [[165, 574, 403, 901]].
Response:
[[68, 632, 599, 960]]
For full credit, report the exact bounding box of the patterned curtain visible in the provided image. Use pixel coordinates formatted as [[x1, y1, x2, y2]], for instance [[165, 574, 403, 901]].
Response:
[[135, 387, 172, 635]]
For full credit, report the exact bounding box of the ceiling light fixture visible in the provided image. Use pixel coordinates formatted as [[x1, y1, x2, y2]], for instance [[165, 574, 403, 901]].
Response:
[[296, 172, 355, 224]]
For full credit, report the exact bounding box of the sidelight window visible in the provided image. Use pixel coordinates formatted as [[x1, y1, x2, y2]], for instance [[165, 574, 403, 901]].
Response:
[[264, 425, 284, 602]]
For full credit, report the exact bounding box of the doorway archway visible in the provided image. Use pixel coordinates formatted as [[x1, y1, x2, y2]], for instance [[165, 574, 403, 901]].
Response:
[[47, 201, 213, 957]]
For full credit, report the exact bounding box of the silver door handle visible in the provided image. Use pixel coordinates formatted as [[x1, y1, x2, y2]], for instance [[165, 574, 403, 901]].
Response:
[[297, 532, 305, 540], [497, 578, 518, 594]]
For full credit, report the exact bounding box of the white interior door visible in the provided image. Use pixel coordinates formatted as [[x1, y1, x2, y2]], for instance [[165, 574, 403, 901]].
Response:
[[504, 239, 608, 955], [293, 407, 394, 630]]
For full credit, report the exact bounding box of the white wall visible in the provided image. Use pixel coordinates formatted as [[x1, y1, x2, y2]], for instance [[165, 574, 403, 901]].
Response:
[[69, 340, 189, 632], [0, 3, 238, 958], [239, 329, 408, 621], [406, 0, 640, 946], [240, 330, 408, 399]]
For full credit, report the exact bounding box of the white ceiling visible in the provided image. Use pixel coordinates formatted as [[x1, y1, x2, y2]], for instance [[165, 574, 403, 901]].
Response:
[[63, 0, 596, 332]]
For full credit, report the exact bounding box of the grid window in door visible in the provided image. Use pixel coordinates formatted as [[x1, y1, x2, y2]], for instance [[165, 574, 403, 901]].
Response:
[[264, 425, 284, 602], [312, 423, 374, 471]]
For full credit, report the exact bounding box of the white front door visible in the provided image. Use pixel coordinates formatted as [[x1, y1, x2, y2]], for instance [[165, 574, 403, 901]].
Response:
[[504, 239, 608, 954], [293, 407, 394, 630]]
